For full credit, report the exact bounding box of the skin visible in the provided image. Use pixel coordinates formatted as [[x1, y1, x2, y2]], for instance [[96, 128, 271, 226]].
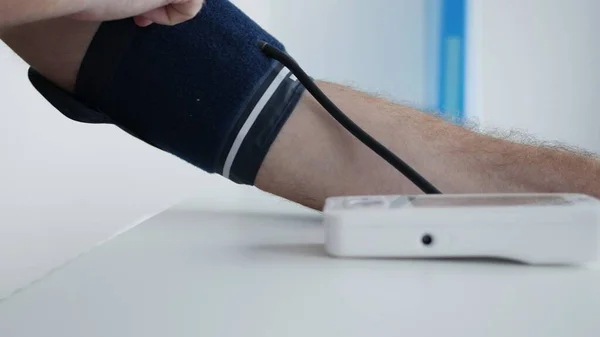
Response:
[[256, 82, 600, 209], [2, 18, 600, 210]]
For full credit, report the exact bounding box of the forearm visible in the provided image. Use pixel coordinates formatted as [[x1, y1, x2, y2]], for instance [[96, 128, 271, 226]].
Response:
[[0, 0, 86, 29], [256, 82, 600, 209]]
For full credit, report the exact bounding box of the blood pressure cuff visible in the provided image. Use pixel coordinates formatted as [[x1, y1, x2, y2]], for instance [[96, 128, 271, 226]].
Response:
[[28, 0, 305, 185]]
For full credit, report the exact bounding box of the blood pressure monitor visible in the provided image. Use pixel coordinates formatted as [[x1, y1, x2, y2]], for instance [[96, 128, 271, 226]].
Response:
[[323, 193, 600, 265]]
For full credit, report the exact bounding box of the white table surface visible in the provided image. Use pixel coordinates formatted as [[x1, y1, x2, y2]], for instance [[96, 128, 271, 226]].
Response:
[[1, 187, 599, 337]]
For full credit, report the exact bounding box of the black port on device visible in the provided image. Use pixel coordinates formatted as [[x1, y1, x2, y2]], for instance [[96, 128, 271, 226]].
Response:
[[421, 234, 433, 246]]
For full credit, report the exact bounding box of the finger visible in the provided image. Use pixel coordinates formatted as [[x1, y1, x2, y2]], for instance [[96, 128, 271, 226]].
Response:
[[133, 15, 154, 27], [168, 0, 205, 24], [139, 0, 204, 26]]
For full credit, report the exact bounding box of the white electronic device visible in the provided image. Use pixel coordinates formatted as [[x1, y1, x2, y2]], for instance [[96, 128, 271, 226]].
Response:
[[323, 193, 600, 265]]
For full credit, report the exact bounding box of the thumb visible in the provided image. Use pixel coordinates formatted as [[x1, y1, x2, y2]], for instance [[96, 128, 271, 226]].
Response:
[[135, 0, 204, 26]]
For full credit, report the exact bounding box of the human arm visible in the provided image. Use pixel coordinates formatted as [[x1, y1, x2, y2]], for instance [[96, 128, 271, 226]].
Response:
[[256, 82, 600, 208], [0, 0, 203, 29], [3, 19, 600, 210]]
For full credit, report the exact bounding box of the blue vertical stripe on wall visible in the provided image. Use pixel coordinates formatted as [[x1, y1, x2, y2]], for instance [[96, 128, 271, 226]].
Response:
[[437, 0, 466, 122]]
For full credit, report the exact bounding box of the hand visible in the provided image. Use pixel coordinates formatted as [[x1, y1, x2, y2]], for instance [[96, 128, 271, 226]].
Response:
[[71, 0, 205, 27]]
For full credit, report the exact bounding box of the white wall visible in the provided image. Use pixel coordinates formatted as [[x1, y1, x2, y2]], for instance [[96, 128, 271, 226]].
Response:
[[469, 0, 600, 153], [267, 0, 431, 108]]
